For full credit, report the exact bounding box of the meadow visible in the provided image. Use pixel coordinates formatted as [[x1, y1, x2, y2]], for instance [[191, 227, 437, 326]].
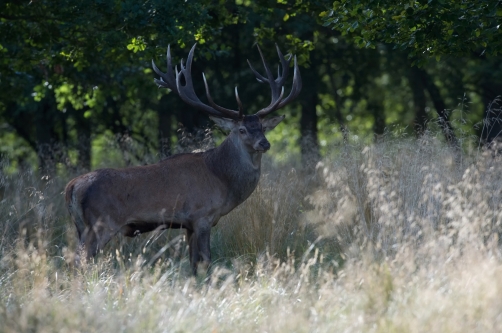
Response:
[[1, 131, 502, 333]]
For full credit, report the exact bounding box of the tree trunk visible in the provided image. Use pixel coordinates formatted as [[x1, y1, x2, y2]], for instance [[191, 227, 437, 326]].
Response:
[[479, 75, 502, 144], [419, 69, 459, 147], [299, 68, 320, 168], [70, 104, 92, 171], [364, 47, 385, 141], [407, 66, 428, 136], [35, 93, 58, 174], [158, 94, 172, 158], [368, 95, 385, 141], [5, 103, 37, 152], [105, 96, 134, 165], [327, 62, 348, 142]]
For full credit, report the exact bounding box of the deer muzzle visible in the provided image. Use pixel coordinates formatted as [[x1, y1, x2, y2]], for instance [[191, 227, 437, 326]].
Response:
[[256, 139, 270, 152]]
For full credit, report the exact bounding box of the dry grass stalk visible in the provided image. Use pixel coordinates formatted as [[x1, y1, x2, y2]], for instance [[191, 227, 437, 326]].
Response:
[[2, 133, 502, 332]]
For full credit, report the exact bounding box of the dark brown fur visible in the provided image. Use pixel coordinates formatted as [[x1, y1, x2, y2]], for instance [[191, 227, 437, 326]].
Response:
[[65, 115, 284, 274]]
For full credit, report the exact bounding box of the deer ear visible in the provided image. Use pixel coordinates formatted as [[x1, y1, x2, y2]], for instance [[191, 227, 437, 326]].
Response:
[[261, 115, 285, 133], [209, 116, 237, 132]]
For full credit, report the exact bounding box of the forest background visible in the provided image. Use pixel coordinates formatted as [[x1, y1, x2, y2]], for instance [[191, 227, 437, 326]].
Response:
[[2, 2, 502, 331], [1, 0, 501, 174]]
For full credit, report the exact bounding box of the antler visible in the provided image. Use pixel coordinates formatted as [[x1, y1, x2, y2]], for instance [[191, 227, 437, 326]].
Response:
[[152, 45, 177, 91], [152, 44, 242, 120], [248, 44, 302, 118], [153, 43, 301, 120]]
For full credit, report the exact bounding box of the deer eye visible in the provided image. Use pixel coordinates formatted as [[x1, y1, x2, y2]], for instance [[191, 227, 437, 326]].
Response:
[[239, 128, 246, 134]]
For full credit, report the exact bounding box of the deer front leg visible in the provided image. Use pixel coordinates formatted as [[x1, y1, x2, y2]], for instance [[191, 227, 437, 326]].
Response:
[[187, 222, 211, 276], [186, 229, 196, 274]]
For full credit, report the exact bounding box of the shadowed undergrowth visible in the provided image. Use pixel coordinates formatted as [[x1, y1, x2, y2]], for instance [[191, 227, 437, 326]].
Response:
[[2, 132, 502, 332]]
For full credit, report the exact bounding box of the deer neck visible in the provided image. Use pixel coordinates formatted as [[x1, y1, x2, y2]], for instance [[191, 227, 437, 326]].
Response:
[[205, 133, 262, 205]]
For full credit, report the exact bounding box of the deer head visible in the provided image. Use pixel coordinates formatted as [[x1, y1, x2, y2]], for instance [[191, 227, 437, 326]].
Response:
[[152, 43, 302, 153]]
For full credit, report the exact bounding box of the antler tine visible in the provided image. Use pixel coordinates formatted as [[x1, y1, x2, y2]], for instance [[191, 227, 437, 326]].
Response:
[[248, 44, 290, 89], [259, 45, 282, 101], [152, 45, 177, 90], [235, 86, 243, 118], [170, 43, 241, 120], [247, 59, 266, 83], [252, 45, 301, 118], [276, 55, 302, 109], [201, 73, 242, 119], [247, 45, 271, 83], [274, 43, 291, 86]]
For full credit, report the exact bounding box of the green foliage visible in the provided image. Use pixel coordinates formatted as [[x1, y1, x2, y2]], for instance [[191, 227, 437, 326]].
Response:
[[0, 0, 501, 173], [0, 0, 225, 93], [324, 0, 502, 58]]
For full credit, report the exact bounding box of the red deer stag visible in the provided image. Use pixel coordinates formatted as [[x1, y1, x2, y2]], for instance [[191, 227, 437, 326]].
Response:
[[65, 43, 301, 274]]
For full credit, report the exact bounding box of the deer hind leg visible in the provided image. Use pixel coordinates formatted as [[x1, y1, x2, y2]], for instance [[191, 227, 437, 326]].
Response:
[[81, 217, 115, 260], [68, 198, 87, 265]]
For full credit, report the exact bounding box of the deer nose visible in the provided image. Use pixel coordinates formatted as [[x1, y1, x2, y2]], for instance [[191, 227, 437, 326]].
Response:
[[259, 140, 270, 151]]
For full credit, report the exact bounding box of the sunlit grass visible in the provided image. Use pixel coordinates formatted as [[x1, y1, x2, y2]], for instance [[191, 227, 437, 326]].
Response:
[[2, 131, 502, 332]]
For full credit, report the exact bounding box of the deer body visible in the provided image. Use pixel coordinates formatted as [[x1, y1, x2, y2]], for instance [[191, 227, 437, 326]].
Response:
[[65, 44, 301, 274]]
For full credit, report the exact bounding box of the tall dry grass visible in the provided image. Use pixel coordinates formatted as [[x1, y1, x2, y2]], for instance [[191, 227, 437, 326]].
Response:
[[2, 131, 502, 332]]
